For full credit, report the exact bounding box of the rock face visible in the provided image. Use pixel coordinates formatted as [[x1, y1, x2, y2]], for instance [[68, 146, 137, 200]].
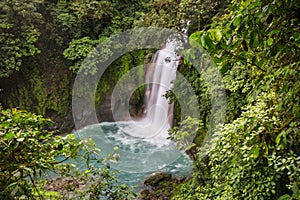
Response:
[[97, 92, 115, 122], [139, 172, 186, 200]]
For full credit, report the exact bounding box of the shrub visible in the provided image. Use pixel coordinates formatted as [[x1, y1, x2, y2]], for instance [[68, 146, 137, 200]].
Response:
[[0, 107, 136, 199]]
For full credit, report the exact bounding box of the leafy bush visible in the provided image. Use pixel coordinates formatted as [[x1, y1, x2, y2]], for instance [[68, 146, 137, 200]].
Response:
[[0, 0, 42, 78], [170, 0, 300, 199], [0, 107, 136, 199]]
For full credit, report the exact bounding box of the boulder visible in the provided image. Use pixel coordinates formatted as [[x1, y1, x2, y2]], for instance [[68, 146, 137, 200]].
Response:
[[143, 172, 172, 187]]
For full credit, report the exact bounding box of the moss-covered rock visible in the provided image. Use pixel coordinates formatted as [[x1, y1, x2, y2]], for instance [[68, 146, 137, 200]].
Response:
[[143, 172, 172, 187], [0, 57, 74, 133], [139, 172, 186, 200]]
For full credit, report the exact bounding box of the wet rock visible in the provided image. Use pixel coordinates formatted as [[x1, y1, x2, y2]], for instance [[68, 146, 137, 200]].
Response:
[[44, 176, 88, 198], [143, 172, 172, 187], [139, 188, 150, 199], [139, 172, 187, 200]]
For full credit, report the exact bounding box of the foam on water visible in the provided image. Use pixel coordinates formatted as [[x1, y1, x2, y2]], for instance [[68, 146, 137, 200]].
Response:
[[74, 121, 192, 186]]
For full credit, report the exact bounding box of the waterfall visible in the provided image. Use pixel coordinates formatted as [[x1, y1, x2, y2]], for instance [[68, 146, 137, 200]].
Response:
[[73, 39, 192, 185], [110, 41, 182, 144], [143, 44, 181, 131]]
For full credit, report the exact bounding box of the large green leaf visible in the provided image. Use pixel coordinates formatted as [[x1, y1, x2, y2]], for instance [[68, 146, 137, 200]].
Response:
[[4, 132, 15, 140], [208, 29, 222, 42], [201, 34, 213, 50], [189, 31, 202, 46]]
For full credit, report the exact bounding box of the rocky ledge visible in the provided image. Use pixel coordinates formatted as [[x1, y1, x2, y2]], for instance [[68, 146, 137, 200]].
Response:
[[138, 172, 186, 200]]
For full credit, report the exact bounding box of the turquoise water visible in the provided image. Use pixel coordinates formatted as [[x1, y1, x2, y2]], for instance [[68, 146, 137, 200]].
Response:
[[74, 121, 192, 186]]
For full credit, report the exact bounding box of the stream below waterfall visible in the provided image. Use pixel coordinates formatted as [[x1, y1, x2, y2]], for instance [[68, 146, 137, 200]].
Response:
[[74, 121, 192, 187]]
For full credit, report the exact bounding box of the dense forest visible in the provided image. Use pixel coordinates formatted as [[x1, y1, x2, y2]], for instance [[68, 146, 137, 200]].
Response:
[[0, 0, 299, 199]]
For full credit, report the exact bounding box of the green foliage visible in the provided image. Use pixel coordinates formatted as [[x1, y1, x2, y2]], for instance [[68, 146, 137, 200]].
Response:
[[136, 0, 226, 33], [169, 117, 203, 152], [206, 93, 299, 199], [1, 0, 299, 199], [57, 0, 150, 113], [0, 0, 76, 133], [63, 36, 102, 74], [50, 0, 147, 44], [170, 0, 300, 199], [49, 0, 116, 40], [0, 107, 62, 198], [0, 0, 43, 78], [0, 107, 136, 199], [0, 0, 151, 131], [1, 67, 71, 131]]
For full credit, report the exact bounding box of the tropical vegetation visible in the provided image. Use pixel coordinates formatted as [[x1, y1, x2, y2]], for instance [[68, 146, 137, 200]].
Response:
[[0, 0, 299, 199]]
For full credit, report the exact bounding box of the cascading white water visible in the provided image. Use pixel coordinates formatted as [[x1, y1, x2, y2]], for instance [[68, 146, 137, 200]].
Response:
[[114, 41, 182, 142], [144, 46, 180, 131]]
